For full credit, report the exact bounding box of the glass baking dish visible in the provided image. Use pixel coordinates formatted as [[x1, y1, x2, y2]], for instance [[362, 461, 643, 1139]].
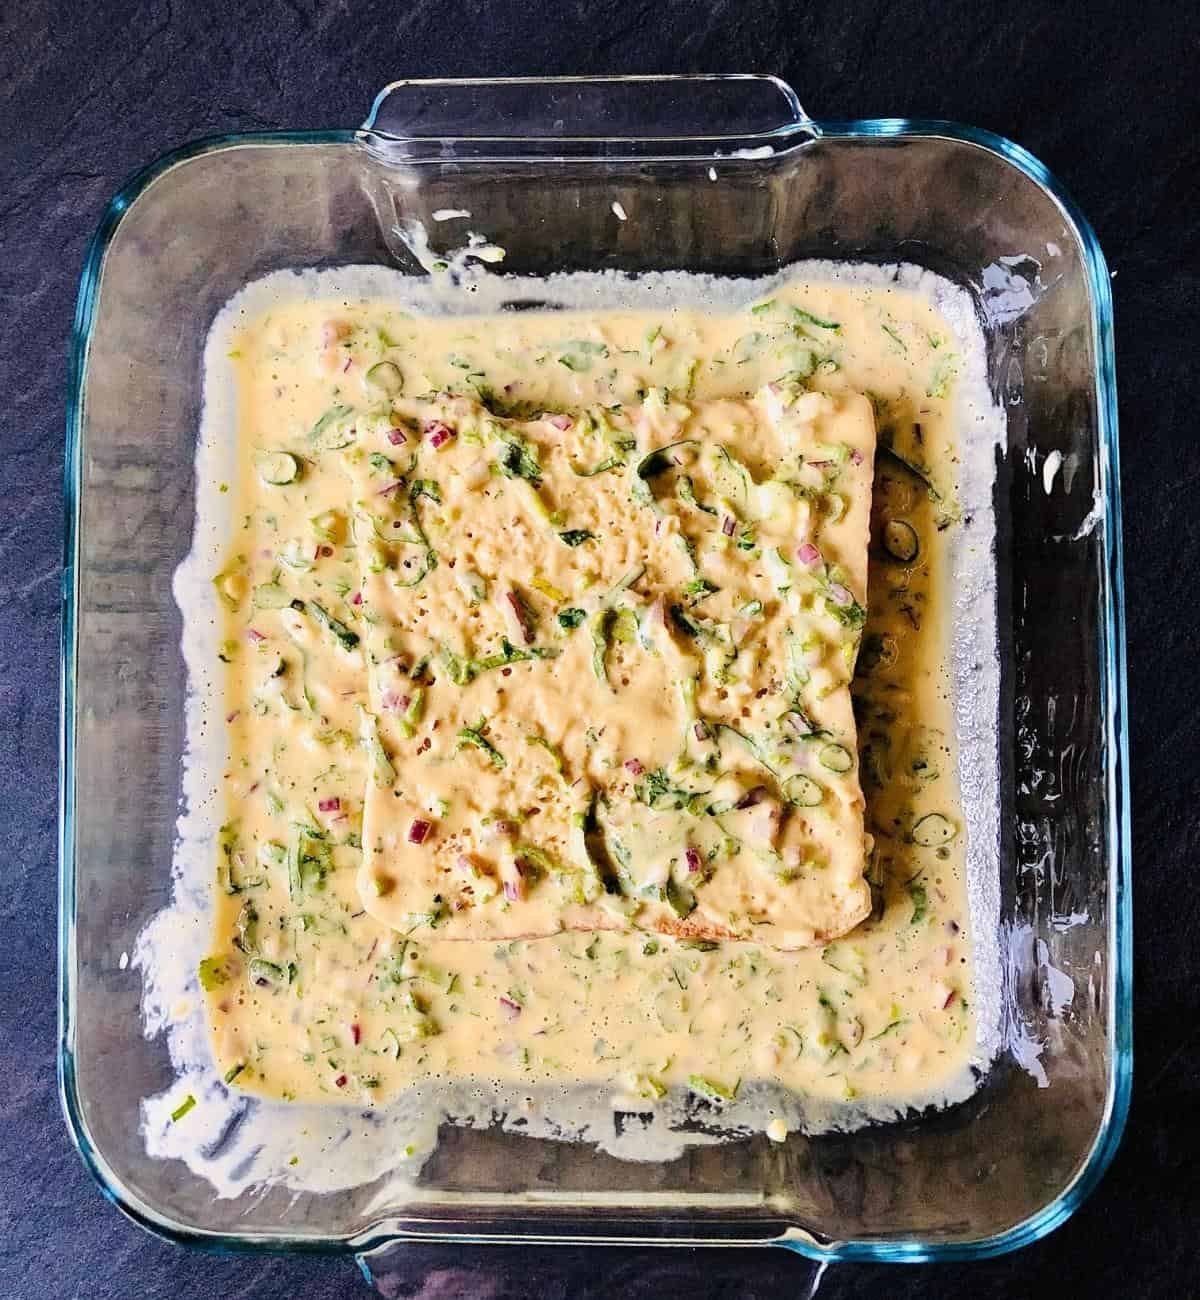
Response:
[[59, 75, 1129, 1273]]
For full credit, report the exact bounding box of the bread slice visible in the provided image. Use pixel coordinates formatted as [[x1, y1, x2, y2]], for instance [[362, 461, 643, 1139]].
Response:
[[346, 384, 874, 950]]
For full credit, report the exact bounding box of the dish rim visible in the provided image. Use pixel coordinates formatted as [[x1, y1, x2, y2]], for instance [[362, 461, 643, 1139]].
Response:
[[58, 111, 1130, 1263]]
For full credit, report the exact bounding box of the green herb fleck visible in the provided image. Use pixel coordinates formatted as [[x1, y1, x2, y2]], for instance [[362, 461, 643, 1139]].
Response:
[[309, 601, 360, 651], [881, 322, 908, 354], [496, 435, 543, 485], [907, 879, 929, 926], [791, 306, 841, 331], [525, 734, 564, 776], [556, 340, 609, 372], [687, 1074, 738, 1105], [170, 1094, 197, 1122], [636, 438, 699, 482], [457, 718, 506, 770]]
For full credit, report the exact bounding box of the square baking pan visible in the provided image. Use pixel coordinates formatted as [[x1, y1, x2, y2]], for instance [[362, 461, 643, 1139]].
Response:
[[59, 75, 1129, 1269]]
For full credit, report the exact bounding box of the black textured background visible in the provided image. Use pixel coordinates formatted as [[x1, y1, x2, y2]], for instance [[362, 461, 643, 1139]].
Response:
[[2, 1, 1197, 1295]]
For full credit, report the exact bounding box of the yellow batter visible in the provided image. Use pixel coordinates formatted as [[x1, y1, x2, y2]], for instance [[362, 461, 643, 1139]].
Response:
[[202, 280, 972, 1113]]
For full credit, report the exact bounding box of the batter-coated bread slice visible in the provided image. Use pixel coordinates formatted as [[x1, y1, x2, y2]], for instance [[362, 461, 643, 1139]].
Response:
[[346, 384, 875, 949]]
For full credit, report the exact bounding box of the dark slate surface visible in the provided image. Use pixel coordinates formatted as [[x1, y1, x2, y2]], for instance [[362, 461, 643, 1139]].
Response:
[[2, 0, 1197, 1295]]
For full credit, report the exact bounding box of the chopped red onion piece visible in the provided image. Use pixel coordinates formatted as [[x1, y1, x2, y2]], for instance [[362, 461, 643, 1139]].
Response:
[[482, 818, 516, 845], [387, 428, 408, 445], [686, 847, 702, 874], [546, 413, 573, 430], [624, 758, 644, 776], [850, 448, 864, 465], [498, 996, 522, 1019], [501, 858, 526, 901], [829, 583, 853, 607], [425, 420, 455, 448], [350, 1023, 361, 1045], [693, 721, 709, 742], [342, 356, 352, 373], [318, 797, 340, 813], [247, 628, 266, 644], [351, 591, 363, 607], [377, 479, 405, 496], [796, 542, 821, 566], [407, 818, 431, 845], [334, 1074, 348, 1088], [721, 514, 736, 537], [782, 711, 813, 736], [735, 786, 766, 810], [747, 798, 782, 846], [505, 591, 533, 644]]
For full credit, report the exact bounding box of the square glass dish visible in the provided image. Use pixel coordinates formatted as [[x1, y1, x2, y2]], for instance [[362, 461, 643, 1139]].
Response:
[[60, 75, 1129, 1268]]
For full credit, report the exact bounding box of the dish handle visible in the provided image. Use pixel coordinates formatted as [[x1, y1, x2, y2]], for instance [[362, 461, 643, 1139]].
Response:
[[356, 1237, 834, 1295], [358, 74, 816, 162]]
